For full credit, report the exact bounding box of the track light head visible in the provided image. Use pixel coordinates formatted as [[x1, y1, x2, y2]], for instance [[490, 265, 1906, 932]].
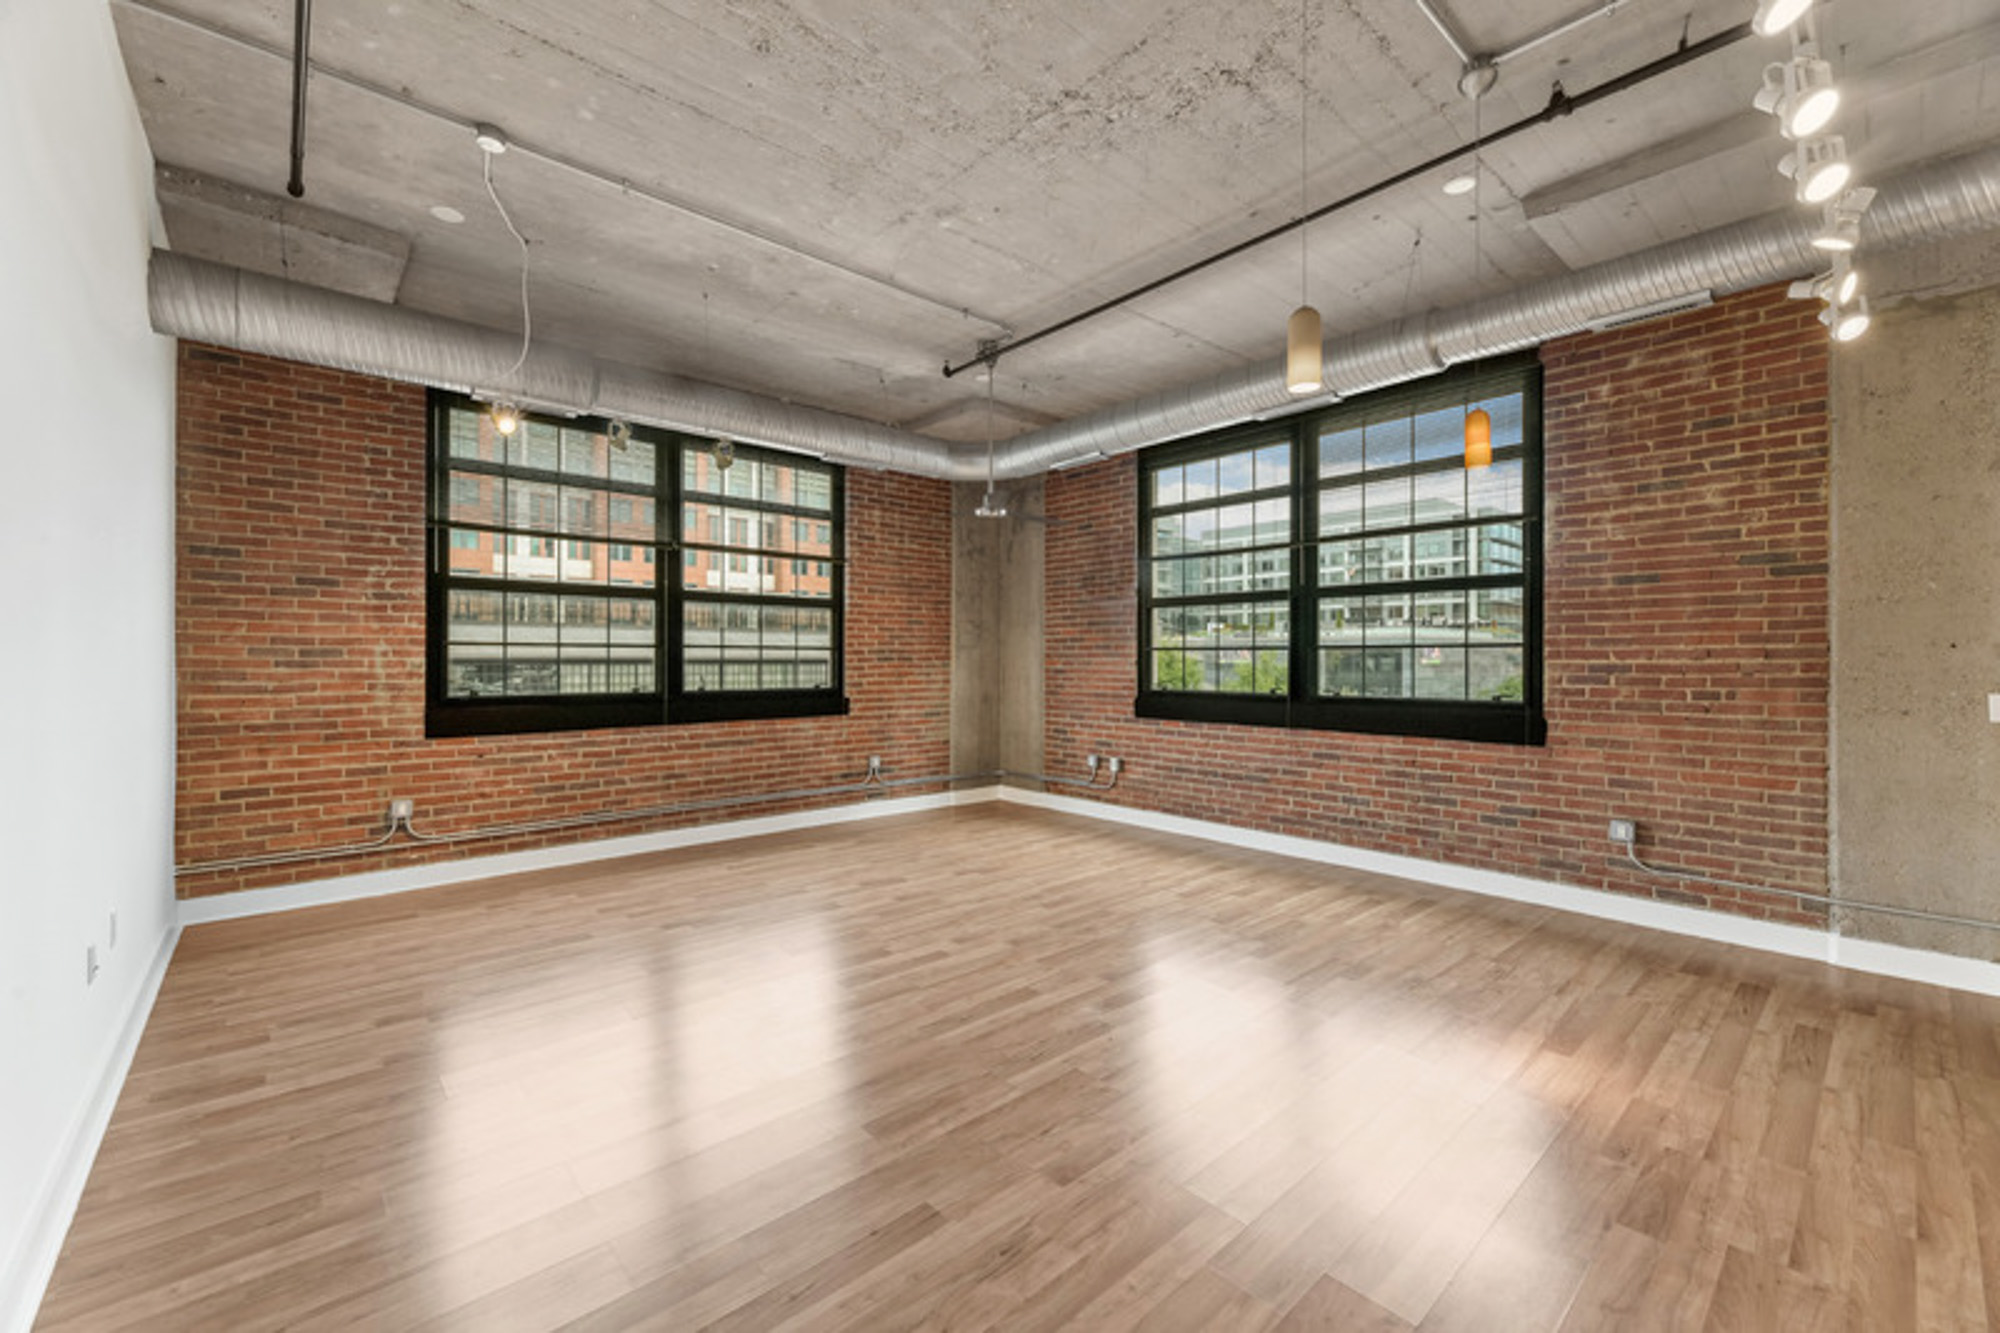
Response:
[[1809, 187, 1875, 252], [1787, 256, 1860, 308], [1752, 0, 1813, 37], [1823, 294, 1871, 342], [1777, 135, 1850, 205], [1753, 54, 1839, 140]]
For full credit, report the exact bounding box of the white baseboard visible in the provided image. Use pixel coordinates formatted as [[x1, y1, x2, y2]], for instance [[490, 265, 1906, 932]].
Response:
[[180, 787, 998, 926], [998, 788, 2000, 999], [4, 923, 181, 1333]]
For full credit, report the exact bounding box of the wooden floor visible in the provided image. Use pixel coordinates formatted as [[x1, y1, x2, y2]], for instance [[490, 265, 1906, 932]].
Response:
[[36, 805, 2000, 1331]]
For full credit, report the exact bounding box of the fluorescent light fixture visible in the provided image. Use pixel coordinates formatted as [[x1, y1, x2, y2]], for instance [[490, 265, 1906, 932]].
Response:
[[1752, 0, 1813, 37], [1442, 173, 1477, 196], [1778, 136, 1850, 205], [1286, 305, 1323, 394]]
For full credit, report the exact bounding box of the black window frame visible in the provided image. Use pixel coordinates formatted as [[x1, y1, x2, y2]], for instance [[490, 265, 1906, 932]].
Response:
[[1136, 353, 1545, 746], [425, 391, 848, 737]]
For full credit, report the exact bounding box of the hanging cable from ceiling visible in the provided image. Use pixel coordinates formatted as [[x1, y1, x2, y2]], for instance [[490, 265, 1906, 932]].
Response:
[[473, 122, 533, 433]]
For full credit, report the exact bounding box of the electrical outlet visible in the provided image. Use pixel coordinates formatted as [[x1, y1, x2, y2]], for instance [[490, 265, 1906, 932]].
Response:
[[388, 798, 414, 823], [1108, 757, 1124, 775], [1608, 818, 1637, 844], [86, 945, 99, 986], [1989, 693, 2000, 724], [1086, 753, 1100, 772], [867, 755, 882, 777], [108, 911, 117, 950]]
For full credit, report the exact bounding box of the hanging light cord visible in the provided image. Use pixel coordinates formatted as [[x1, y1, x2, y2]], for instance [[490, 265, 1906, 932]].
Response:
[[1298, 0, 1310, 302], [1471, 86, 1484, 298], [482, 148, 533, 382]]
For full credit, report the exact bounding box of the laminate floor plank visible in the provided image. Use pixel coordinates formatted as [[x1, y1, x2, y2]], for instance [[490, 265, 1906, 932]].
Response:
[[34, 805, 2000, 1330]]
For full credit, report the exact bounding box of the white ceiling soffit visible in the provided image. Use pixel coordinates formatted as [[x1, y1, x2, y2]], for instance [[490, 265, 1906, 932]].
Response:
[[148, 141, 2000, 481], [111, 0, 2000, 451]]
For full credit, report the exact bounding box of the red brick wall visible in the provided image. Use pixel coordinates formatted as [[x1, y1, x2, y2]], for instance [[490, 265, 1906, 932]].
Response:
[[1046, 284, 1831, 922], [176, 344, 951, 897]]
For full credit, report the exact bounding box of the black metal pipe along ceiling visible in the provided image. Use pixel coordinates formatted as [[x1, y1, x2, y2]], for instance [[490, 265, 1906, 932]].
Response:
[[940, 20, 1756, 379]]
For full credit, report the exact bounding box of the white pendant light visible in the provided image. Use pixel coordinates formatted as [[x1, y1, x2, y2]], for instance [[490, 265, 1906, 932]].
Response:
[[490, 401, 521, 436]]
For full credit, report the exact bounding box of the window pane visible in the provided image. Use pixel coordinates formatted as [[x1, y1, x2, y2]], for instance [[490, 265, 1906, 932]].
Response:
[[1319, 596, 1364, 648], [1153, 649, 1205, 691], [1151, 607, 1192, 649], [1480, 392, 1525, 448], [1218, 451, 1254, 496], [447, 471, 503, 527], [562, 487, 605, 538], [1319, 483, 1363, 538], [1412, 529, 1466, 581], [561, 428, 608, 479], [1364, 416, 1412, 470], [1151, 512, 1183, 556], [1413, 467, 1466, 527], [445, 645, 506, 698], [1469, 458, 1523, 518], [1183, 508, 1218, 552], [447, 528, 505, 578], [1253, 498, 1289, 546], [609, 495, 654, 542], [507, 480, 560, 533], [608, 436, 655, 486], [1470, 646, 1526, 701], [1413, 406, 1463, 463], [447, 590, 503, 642], [1414, 590, 1468, 642], [1472, 523, 1525, 576], [448, 408, 492, 462], [560, 596, 609, 644], [1320, 540, 1363, 588], [1362, 534, 1410, 583], [1367, 647, 1414, 698], [1364, 475, 1412, 530], [1363, 594, 1412, 643], [1471, 586, 1526, 641], [1414, 645, 1467, 699], [510, 421, 562, 474], [1216, 503, 1254, 550], [1320, 425, 1364, 479], [1255, 444, 1290, 491], [1319, 648, 1365, 697], [1183, 457, 1218, 502]]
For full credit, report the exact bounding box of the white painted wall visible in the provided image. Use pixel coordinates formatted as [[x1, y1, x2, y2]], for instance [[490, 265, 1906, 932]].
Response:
[[0, 2, 179, 1328]]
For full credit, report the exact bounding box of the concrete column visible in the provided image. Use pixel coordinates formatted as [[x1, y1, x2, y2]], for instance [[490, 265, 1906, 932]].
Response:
[[951, 476, 1046, 782], [1831, 232, 2000, 958]]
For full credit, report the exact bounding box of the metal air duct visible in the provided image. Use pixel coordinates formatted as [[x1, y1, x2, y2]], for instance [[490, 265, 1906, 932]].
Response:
[[148, 143, 2000, 482]]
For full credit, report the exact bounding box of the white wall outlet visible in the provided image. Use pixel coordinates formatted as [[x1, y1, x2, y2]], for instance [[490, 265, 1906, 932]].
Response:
[[86, 945, 99, 985], [108, 911, 117, 950], [1608, 818, 1637, 844], [1989, 693, 2000, 724], [388, 798, 414, 823]]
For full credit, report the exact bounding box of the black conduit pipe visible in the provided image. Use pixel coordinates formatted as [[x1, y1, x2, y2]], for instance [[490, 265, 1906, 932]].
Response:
[[941, 21, 1755, 378], [286, 0, 312, 197]]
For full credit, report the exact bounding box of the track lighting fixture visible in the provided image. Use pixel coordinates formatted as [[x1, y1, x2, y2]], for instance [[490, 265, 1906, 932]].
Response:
[[1751, 0, 1813, 37], [1777, 135, 1850, 205], [1788, 258, 1859, 307], [1823, 295, 1871, 342], [1810, 187, 1874, 252], [1752, 48, 1839, 140]]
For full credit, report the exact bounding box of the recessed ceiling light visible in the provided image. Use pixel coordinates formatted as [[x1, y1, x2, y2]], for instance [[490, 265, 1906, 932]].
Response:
[[429, 204, 465, 224], [1442, 173, 1477, 196]]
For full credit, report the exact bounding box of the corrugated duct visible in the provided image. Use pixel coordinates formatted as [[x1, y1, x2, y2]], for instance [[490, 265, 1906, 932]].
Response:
[[149, 143, 2000, 481]]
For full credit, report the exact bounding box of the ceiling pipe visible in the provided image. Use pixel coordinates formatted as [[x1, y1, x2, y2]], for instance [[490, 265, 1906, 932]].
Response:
[[285, 0, 310, 197], [149, 143, 2000, 483]]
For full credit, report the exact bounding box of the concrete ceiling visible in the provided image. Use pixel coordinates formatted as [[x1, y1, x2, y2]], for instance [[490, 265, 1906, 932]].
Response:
[[112, 0, 2000, 451]]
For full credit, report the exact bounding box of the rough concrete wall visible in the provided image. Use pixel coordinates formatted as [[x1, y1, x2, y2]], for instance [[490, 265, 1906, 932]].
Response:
[[1832, 235, 2000, 958], [951, 478, 1045, 781]]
